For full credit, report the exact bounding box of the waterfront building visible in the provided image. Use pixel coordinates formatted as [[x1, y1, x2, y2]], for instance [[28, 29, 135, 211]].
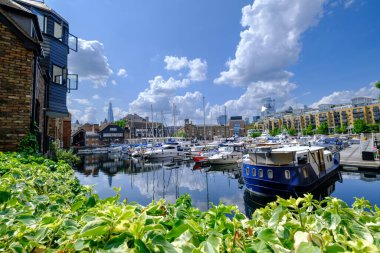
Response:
[[253, 97, 380, 134], [252, 116, 261, 123], [99, 124, 124, 145], [123, 114, 164, 139], [107, 102, 114, 123], [0, 0, 78, 152], [229, 116, 246, 137], [182, 122, 228, 140], [71, 123, 100, 147]]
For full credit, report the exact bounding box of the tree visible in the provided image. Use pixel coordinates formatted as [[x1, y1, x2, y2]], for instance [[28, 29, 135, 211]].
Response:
[[353, 119, 367, 133], [316, 122, 328, 135], [302, 124, 315, 136], [176, 130, 187, 138], [375, 81, 380, 100], [287, 127, 298, 136], [334, 126, 341, 134], [114, 119, 127, 128], [269, 128, 281, 136], [250, 132, 261, 138], [367, 124, 379, 133], [340, 124, 347, 134]]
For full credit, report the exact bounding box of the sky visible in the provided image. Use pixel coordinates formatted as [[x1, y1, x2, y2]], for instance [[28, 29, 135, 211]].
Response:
[[44, 0, 380, 125]]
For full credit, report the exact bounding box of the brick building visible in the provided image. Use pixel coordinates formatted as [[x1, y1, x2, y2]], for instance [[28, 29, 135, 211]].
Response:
[[0, 0, 78, 152]]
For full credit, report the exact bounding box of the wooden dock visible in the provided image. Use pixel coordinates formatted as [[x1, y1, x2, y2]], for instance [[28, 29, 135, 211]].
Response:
[[340, 144, 380, 170]]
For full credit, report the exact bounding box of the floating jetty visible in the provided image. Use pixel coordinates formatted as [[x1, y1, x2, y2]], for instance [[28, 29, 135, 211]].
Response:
[[340, 144, 380, 170]]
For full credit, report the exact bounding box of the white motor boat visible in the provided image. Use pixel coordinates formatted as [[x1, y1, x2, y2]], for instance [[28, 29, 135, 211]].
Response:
[[208, 143, 243, 165], [144, 142, 185, 159]]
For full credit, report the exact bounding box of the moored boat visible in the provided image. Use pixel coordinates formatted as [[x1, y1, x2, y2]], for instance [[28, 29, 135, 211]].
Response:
[[242, 145, 340, 197]]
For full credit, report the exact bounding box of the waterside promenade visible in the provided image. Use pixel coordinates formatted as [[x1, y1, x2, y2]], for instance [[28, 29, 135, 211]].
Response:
[[340, 143, 380, 170]]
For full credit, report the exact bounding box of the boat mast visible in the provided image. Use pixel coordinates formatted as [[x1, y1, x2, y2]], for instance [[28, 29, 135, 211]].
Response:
[[224, 106, 227, 138], [203, 96, 206, 143]]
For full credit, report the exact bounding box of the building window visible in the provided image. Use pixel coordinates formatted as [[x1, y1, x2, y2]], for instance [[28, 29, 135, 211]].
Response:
[[285, 170, 291, 179], [37, 15, 47, 33], [54, 21, 63, 40], [267, 169, 273, 179], [52, 65, 66, 85], [258, 169, 263, 178]]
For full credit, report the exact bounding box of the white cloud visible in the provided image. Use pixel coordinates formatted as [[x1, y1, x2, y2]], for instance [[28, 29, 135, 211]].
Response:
[[81, 107, 97, 123], [68, 38, 113, 88], [164, 56, 207, 82], [164, 56, 189, 71], [129, 76, 191, 115], [73, 98, 90, 105], [92, 94, 100, 100], [215, 0, 326, 86], [188, 58, 207, 82], [117, 68, 128, 77], [113, 107, 128, 120], [310, 83, 378, 108], [111, 80, 117, 85], [344, 0, 355, 8]]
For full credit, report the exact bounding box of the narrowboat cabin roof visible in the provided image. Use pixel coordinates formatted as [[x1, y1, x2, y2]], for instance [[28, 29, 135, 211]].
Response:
[[269, 145, 325, 153]]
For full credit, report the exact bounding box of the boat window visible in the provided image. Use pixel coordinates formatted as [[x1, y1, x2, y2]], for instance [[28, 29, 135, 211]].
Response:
[[285, 170, 291, 179], [245, 167, 250, 175], [297, 155, 308, 165], [164, 146, 175, 150], [252, 168, 256, 176], [302, 167, 308, 178], [267, 169, 273, 179], [258, 169, 263, 178]]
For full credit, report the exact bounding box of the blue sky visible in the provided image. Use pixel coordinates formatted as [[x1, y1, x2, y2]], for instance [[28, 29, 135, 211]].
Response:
[[44, 0, 380, 124]]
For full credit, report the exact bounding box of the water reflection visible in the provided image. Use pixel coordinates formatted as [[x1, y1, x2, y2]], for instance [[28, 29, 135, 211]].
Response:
[[75, 153, 380, 214], [243, 171, 342, 218]]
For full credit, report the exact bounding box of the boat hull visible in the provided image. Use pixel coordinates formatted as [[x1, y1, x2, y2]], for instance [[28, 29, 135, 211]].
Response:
[[242, 162, 340, 198], [193, 156, 208, 163]]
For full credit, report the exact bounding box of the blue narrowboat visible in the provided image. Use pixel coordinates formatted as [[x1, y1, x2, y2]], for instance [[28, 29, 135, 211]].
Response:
[[242, 146, 340, 197]]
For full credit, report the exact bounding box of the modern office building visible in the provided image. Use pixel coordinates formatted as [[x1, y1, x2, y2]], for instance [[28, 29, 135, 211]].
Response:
[[107, 102, 114, 123], [217, 115, 227, 125], [261, 97, 276, 118]]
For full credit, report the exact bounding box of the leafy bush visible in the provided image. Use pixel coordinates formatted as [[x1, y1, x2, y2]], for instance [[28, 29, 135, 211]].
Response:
[[0, 152, 379, 252], [56, 148, 81, 166], [18, 132, 38, 154]]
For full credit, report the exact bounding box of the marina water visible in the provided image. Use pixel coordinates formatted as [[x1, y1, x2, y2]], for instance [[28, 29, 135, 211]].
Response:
[[75, 153, 380, 215]]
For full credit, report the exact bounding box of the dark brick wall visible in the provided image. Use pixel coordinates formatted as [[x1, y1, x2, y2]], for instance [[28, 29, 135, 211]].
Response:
[[0, 22, 34, 151]]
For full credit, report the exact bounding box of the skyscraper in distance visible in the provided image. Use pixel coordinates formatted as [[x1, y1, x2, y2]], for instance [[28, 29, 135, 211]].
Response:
[[107, 102, 114, 123]]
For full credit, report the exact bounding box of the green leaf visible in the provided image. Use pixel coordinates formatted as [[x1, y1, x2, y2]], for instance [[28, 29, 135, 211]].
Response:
[[166, 224, 189, 240], [9, 242, 25, 253], [152, 235, 178, 253], [135, 239, 151, 253], [349, 221, 373, 243], [296, 242, 322, 253], [16, 214, 35, 225], [325, 244, 345, 253], [105, 233, 129, 250], [74, 239, 90, 250], [0, 191, 11, 204], [258, 228, 281, 245], [80, 219, 109, 237]]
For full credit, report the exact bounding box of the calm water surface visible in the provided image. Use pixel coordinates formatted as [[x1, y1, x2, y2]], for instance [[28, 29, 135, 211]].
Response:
[[75, 153, 380, 215]]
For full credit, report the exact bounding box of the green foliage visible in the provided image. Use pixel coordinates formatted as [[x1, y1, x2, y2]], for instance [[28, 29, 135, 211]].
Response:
[[56, 148, 81, 167], [340, 124, 347, 134], [367, 124, 379, 133], [287, 127, 298, 136], [334, 126, 342, 134], [18, 132, 39, 154], [176, 130, 187, 138], [1, 152, 380, 252], [269, 127, 281, 136], [302, 124, 315, 136], [250, 132, 262, 138], [316, 122, 329, 135], [374, 81, 380, 100], [114, 119, 127, 128], [354, 119, 368, 134]]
